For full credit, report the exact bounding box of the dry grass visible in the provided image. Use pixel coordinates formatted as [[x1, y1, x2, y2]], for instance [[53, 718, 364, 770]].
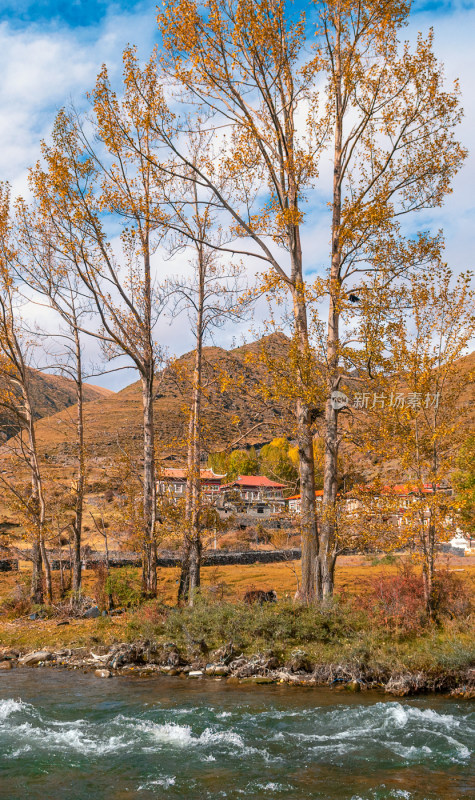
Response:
[[1, 554, 473, 607], [0, 554, 474, 653]]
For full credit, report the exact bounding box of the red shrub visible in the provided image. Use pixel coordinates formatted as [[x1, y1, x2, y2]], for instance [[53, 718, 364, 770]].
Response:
[[363, 564, 426, 633]]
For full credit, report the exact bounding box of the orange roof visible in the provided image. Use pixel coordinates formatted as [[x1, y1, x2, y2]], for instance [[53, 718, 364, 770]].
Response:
[[348, 482, 450, 497], [287, 490, 324, 500], [161, 468, 225, 481], [221, 475, 285, 489]]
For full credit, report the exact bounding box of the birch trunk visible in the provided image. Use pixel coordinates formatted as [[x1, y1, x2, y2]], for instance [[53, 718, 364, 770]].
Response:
[[187, 306, 203, 606], [291, 276, 319, 603], [179, 251, 204, 606], [140, 236, 157, 597], [25, 391, 51, 604], [319, 16, 343, 600], [30, 540, 43, 605], [71, 324, 85, 596], [141, 367, 157, 596]]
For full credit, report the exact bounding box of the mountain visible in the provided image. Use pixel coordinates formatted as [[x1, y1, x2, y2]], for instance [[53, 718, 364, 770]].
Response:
[[32, 334, 292, 462], [0, 369, 113, 443], [13, 336, 475, 471]]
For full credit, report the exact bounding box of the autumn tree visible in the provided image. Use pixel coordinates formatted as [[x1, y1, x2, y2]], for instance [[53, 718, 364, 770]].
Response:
[[14, 204, 91, 597], [0, 183, 52, 603], [145, 0, 465, 601], [143, 0, 322, 601], [28, 66, 168, 595], [258, 438, 299, 488], [159, 139, 248, 604], [351, 267, 475, 612]]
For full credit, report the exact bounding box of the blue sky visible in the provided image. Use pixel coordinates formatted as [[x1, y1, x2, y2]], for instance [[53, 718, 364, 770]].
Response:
[[0, 0, 473, 386], [0, 1, 144, 28]]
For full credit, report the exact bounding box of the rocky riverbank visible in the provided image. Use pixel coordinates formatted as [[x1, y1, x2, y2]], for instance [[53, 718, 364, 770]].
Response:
[[1, 642, 473, 699]]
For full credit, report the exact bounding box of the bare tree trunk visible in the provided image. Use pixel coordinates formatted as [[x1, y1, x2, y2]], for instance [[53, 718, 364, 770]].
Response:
[[30, 539, 43, 604], [39, 537, 52, 604], [178, 406, 194, 603], [24, 389, 51, 603], [319, 17, 343, 601], [180, 254, 204, 607], [188, 311, 203, 606], [422, 510, 436, 617], [296, 397, 319, 601], [291, 284, 319, 603], [58, 533, 64, 597], [141, 367, 157, 596], [72, 324, 85, 596], [102, 518, 114, 609]]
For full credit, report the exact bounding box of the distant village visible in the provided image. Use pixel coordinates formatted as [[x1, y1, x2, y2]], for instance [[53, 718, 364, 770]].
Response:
[[158, 468, 473, 555]]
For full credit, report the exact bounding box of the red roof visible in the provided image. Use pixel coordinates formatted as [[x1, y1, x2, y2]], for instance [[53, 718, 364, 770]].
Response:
[[221, 475, 285, 489], [161, 468, 225, 481]]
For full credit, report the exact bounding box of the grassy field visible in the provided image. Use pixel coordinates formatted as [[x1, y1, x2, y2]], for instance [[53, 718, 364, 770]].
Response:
[[2, 552, 474, 604], [0, 554, 474, 675]]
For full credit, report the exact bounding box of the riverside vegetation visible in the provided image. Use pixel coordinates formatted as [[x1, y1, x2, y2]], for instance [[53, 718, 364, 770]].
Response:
[[1, 558, 474, 698]]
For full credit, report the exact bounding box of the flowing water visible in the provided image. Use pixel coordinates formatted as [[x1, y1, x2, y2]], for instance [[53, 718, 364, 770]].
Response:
[[0, 670, 473, 799]]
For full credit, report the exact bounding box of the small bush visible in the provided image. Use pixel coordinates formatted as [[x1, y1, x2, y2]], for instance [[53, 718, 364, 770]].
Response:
[[432, 568, 473, 618], [51, 569, 71, 601], [92, 563, 110, 610], [362, 564, 426, 633], [105, 567, 142, 608], [0, 582, 32, 618], [158, 597, 365, 653], [369, 553, 397, 567]]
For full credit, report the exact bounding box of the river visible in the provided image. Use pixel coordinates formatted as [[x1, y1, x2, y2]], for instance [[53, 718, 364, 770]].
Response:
[[0, 670, 473, 799]]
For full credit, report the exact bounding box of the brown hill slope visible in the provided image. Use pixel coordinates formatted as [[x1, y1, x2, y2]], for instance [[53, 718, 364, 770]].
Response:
[[27, 337, 475, 469], [33, 334, 292, 462], [0, 369, 113, 443]]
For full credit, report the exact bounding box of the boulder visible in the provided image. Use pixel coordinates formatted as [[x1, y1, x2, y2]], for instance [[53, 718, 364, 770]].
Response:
[[188, 670, 203, 678], [205, 665, 230, 676], [0, 661, 13, 670], [83, 606, 100, 619], [95, 669, 112, 678], [20, 651, 53, 666], [0, 649, 19, 661], [286, 649, 313, 673]]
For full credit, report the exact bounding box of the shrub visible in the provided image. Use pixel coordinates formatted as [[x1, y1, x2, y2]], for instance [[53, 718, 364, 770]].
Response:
[[362, 564, 426, 633], [0, 582, 31, 619], [51, 569, 71, 601], [432, 567, 473, 618], [105, 567, 142, 608], [92, 563, 110, 610], [159, 597, 365, 653]]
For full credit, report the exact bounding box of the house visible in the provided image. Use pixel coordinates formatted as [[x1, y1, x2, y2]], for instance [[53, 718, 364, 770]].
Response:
[[157, 468, 226, 503], [218, 475, 286, 516], [288, 483, 453, 521], [288, 490, 324, 513], [345, 483, 453, 517]]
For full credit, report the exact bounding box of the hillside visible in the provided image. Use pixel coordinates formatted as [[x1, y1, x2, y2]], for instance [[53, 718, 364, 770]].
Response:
[[17, 336, 475, 472], [32, 334, 292, 462], [0, 369, 113, 443]]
